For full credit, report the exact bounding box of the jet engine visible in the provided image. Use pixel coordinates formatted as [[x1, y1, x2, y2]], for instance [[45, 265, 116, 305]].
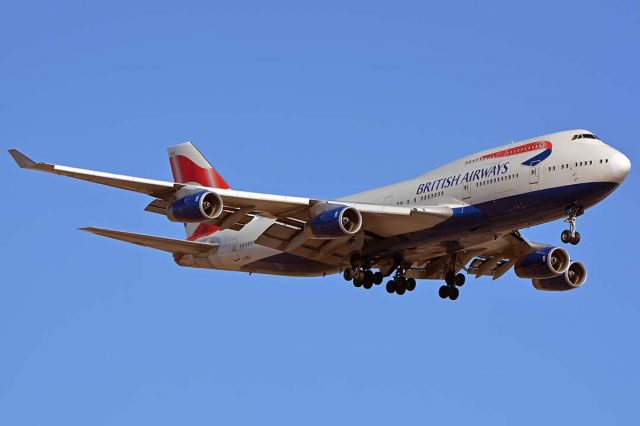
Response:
[[166, 191, 224, 222], [514, 246, 570, 279], [532, 261, 587, 291], [308, 203, 362, 238]]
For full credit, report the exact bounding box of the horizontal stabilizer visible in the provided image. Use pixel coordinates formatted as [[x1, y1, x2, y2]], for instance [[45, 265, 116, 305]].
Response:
[[80, 227, 218, 255]]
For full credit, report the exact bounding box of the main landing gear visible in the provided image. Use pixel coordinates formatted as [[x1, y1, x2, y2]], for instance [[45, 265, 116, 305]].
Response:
[[385, 269, 417, 296], [561, 207, 583, 245], [438, 270, 465, 301], [343, 254, 383, 290]]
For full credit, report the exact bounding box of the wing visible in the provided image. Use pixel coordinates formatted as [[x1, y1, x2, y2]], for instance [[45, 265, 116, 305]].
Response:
[[9, 149, 453, 245], [407, 231, 543, 281], [80, 227, 218, 254]]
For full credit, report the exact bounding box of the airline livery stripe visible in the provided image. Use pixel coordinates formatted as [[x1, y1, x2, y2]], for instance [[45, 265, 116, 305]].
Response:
[[481, 141, 552, 159], [169, 155, 230, 189]]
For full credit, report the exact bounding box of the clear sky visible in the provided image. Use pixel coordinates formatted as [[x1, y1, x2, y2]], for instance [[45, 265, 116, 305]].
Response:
[[1, 1, 638, 424]]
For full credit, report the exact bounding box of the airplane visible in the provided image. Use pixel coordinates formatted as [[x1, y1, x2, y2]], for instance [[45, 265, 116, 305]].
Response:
[[8, 129, 631, 300]]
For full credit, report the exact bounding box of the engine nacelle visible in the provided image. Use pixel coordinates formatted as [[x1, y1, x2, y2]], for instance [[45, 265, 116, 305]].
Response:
[[308, 203, 362, 239], [166, 191, 223, 223], [532, 261, 587, 291], [514, 246, 570, 279]]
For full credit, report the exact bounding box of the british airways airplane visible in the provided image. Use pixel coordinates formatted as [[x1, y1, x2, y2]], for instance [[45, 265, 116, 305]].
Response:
[[9, 129, 631, 300]]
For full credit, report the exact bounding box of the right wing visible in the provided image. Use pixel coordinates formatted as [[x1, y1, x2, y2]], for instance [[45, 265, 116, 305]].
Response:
[[10, 149, 453, 262]]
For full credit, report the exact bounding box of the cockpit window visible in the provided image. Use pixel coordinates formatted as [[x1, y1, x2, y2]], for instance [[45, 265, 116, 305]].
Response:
[[572, 133, 599, 141]]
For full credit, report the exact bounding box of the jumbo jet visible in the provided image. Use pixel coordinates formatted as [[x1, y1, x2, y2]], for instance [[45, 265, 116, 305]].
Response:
[[9, 129, 631, 300]]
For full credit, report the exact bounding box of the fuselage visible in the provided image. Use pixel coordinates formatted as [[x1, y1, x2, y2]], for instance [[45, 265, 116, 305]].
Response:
[[176, 129, 630, 276]]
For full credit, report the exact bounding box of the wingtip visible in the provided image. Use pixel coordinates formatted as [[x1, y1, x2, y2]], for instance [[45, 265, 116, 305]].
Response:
[[8, 149, 36, 168], [78, 227, 97, 233]]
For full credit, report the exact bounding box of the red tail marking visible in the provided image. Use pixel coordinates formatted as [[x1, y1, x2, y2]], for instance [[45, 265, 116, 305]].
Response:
[[169, 155, 230, 189], [187, 223, 220, 241]]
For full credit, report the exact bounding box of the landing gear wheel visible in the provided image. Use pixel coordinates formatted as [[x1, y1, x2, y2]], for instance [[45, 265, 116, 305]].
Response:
[[444, 271, 456, 286], [363, 280, 373, 289], [373, 272, 384, 285], [455, 273, 466, 287], [439, 285, 449, 299], [396, 287, 406, 295], [561, 230, 572, 244], [363, 270, 374, 289], [343, 268, 355, 281], [448, 286, 460, 300], [386, 280, 396, 294], [353, 271, 364, 287], [570, 231, 581, 245], [406, 278, 416, 292]]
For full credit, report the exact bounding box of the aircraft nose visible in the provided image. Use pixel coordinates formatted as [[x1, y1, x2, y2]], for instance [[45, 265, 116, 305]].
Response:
[[610, 150, 631, 183]]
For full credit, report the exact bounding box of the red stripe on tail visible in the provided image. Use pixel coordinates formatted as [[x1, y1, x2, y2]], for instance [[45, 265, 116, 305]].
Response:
[[169, 155, 230, 189]]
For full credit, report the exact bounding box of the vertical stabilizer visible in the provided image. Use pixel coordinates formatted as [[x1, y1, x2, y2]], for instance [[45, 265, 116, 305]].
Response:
[[167, 142, 230, 239]]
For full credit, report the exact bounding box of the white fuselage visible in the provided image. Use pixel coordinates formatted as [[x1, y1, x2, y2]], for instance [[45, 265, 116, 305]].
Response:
[[176, 129, 630, 276]]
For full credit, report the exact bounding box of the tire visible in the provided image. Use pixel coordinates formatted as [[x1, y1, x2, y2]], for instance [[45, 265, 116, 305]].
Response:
[[444, 271, 456, 286], [448, 286, 459, 300], [363, 280, 373, 289], [406, 278, 416, 291], [455, 273, 466, 287], [353, 271, 364, 287], [343, 268, 355, 281], [396, 287, 406, 295], [561, 230, 572, 244], [571, 231, 581, 245], [386, 280, 396, 294], [438, 285, 449, 299], [373, 272, 384, 285]]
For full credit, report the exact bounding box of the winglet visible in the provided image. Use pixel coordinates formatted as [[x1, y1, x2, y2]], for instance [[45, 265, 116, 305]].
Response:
[[8, 149, 37, 169]]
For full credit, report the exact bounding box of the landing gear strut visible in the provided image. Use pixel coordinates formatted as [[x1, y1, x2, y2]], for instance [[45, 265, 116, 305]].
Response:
[[561, 207, 582, 245]]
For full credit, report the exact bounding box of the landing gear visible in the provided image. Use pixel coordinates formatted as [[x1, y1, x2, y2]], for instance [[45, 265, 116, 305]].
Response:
[[384, 269, 416, 296], [562, 207, 582, 245], [440, 261, 465, 300], [439, 282, 461, 301], [344, 255, 383, 291]]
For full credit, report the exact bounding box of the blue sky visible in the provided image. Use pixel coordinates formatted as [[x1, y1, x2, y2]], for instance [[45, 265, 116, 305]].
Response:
[[1, 1, 638, 424]]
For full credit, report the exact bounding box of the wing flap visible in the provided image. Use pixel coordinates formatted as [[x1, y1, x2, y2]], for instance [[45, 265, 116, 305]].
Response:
[[80, 227, 217, 254]]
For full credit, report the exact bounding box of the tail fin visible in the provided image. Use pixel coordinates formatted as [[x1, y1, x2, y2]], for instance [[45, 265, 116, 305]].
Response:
[[167, 141, 230, 189], [167, 142, 230, 239]]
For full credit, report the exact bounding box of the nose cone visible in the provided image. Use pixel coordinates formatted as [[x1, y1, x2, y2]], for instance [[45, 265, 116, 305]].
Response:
[[611, 151, 631, 183]]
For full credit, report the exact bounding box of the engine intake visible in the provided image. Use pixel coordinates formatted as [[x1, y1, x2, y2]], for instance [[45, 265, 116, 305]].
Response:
[[308, 203, 362, 239], [167, 191, 223, 223], [532, 261, 587, 291], [514, 246, 570, 279]]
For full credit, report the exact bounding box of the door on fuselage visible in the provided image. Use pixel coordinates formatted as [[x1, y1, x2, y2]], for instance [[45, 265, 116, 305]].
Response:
[[461, 183, 471, 202], [529, 160, 540, 191]]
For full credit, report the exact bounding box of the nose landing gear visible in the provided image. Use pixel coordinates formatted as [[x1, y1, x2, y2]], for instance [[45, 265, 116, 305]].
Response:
[[561, 206, 583, 245]]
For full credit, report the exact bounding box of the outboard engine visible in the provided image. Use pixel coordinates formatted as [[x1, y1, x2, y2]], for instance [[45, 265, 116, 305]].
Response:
[[308, 203, 362, 239], [514, 247, 570, 279], [167, 191, 224, 222], [532, 261, 587, 291]]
